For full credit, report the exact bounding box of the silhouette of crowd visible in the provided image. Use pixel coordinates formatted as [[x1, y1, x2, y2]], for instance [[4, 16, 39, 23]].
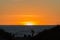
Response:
[[0, 25, 60, 40]]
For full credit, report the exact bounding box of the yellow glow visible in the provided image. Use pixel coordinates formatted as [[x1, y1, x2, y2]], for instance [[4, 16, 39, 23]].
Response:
[[21, 22, 37, 25]]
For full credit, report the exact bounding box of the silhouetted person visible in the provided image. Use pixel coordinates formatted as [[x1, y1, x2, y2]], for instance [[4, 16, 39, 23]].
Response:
[[28, 35, 31, 37], [24, 34, 27, 37], [31, 30, 35, 37]]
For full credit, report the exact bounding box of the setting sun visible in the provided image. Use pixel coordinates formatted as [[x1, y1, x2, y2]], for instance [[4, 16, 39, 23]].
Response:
[[21, 22, 37, 25], [25, 22, 35, 25]]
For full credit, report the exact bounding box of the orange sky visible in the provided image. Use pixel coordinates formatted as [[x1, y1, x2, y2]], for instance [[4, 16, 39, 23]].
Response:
[[0, 0, 60, 25]]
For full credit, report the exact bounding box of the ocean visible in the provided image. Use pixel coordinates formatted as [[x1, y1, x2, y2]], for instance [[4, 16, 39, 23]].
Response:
[[0, 25, 55, 37]]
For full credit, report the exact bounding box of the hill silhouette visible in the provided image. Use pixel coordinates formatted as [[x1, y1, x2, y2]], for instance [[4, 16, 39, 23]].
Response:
[[32, 25, 60, 40], [0, 29, 15, 40]]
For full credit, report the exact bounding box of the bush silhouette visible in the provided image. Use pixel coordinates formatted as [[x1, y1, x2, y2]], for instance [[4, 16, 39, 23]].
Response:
[[0, 29, 15, 40]]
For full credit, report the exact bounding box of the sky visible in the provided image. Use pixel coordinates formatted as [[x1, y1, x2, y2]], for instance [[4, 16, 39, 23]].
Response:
[[0, 0, 60, 25]]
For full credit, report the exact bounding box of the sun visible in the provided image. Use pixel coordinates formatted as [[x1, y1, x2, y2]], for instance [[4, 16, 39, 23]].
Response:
[[22, 22, 37, 25], [25, 22, 34, 25]]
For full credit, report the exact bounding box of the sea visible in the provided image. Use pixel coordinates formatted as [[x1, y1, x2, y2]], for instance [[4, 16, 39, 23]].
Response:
[[0, 25, 56, 37]]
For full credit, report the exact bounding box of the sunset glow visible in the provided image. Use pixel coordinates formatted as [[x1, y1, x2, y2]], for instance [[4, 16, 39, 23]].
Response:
[[0, 0, 60, 25], [21, 22, 37, 25]]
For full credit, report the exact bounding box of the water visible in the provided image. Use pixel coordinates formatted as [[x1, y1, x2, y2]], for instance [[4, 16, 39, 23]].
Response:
[[0, 25, 55, 37]]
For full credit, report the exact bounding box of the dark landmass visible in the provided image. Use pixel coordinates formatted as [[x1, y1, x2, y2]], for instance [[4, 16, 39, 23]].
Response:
[[0, 25, 60, 40]]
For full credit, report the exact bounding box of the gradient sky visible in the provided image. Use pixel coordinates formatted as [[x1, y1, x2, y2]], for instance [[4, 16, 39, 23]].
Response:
[[0, 0, 60, 25]]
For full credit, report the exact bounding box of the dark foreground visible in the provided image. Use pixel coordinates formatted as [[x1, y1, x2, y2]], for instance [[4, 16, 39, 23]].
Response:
[[0, 25, 60, 40]]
